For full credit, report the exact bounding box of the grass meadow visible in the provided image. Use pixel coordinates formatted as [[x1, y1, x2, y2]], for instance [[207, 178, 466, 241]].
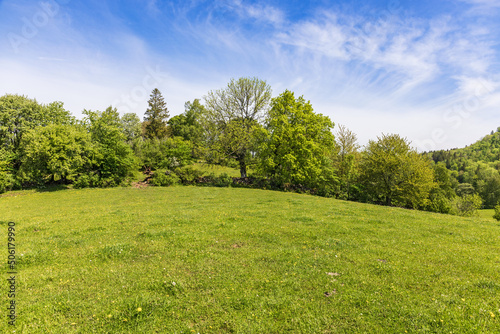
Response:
[[1, 186, 500, 333]]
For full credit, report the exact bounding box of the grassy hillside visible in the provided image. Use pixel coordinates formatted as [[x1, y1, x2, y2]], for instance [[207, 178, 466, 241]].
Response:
[[1, 187, 500, 333]]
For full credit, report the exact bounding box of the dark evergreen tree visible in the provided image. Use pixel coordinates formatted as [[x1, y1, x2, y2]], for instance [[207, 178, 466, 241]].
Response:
[[144, 88, 169, 140]]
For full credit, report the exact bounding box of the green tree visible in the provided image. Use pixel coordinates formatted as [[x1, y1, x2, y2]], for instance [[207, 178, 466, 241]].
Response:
[[0, 94, 73, 153], [144, 88, 169, 140], [361, 134, 436, 208], [120, 113, 142, 143], [425, 162, 456, 214], [334, 124, 360, 200], [82, 107, 137, 186], [17, 124, 93, 185], [139, 137, 194, 171], [168, 99, 205, 157], [257, 90, 336, 193], [0, 148, 16, 193], [202, 77, 272, 177]]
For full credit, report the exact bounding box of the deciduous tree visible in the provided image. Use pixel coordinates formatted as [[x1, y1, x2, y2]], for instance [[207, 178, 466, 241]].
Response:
[[257, 90, 336, 193], [18, 124, 93, 185], [202, 77, 271, 177], [361, 134, 436, 208]]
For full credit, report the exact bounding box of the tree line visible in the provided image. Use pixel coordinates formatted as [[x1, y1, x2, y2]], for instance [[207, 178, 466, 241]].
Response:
[[0, 77, 489, 216]]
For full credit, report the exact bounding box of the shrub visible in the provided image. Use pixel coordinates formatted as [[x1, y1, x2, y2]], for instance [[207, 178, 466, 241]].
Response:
[[150, 171, 180, 187], [0, 171, 14, 193], [73, 173, 100, 189], [173, 167, 203, 184], [451, 194, 483, 217], [493, 203, 500, 221], [213, 173, 232, 187]]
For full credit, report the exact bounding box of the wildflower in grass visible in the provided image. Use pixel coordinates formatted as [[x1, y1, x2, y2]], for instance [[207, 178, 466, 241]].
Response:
[[137, 307, 142, 312], [491, 312, 495, 318], [107, 314, 112, 318]]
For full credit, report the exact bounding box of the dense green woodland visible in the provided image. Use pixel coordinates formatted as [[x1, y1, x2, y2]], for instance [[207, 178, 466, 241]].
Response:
[[0, 77, 497, 217], [427, 130, 500, 209]]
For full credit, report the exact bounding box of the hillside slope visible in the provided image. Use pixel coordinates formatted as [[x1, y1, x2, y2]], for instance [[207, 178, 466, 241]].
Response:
[[428, 128, 500, 208], [1, 187, 499, 333]]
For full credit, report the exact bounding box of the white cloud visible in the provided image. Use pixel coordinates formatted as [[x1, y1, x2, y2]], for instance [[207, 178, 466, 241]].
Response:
[[226, 0, 285, 26]]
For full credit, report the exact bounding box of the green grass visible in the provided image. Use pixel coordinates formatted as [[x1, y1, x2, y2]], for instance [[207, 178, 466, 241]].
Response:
[[478, 209, 495, 221], [1, 187, 500, 333]]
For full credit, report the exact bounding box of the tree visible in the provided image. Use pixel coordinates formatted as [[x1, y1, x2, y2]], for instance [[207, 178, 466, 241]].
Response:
[[0, 147, 15, 193], [257, 90, 336, 193], [82, 107, 137, 186], [139, 137, 193, 171], [202, 77, 272, 178], [120, 113, 142, 143], [361, 134, 436, 208], [18, 124, 93, 185], [334, 124, 360, 200], [144, 88, 169, 140], [424, 162, 456, 214], [168, 99, 205, 157], [0, 94, 73, 153]]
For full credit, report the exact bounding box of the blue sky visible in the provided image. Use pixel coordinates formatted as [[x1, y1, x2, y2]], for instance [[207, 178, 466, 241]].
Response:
[[1, 0, 500, 151]]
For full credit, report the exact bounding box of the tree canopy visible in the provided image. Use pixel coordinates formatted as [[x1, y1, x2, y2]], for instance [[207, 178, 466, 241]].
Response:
[[257, 90, 336, 193], [361, 134, 436, 208], [202, 77, 271, 177]]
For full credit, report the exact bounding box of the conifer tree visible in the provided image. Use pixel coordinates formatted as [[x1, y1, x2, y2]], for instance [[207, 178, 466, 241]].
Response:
[[144, 88, 169, 139]]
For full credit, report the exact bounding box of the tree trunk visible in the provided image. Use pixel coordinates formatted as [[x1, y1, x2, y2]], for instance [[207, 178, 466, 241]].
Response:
[[238, 156, 247, 178]]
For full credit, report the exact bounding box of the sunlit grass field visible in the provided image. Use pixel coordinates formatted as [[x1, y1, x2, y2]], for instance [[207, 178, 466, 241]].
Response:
[[1, 186, 500, 333], [478, 209, 495, 221]]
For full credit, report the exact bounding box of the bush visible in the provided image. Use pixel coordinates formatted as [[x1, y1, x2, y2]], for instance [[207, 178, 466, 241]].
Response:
[[73, 173, 100, 189], [150, 171, 180, 187], [451, 194, 483, 217], [493, 203, 500, 221], [0, 171, 14, 193], [213, 173, 233, 187], [173, 167, 203, 184]]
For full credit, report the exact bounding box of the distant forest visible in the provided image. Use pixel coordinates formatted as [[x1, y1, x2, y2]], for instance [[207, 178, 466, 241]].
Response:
[[1, 77, 498, 217]]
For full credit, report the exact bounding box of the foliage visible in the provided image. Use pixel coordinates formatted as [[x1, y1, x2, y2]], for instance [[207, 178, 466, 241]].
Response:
[[144, 88, 169, 140], [451, 194, 483, 217], [202, 77, 272, 177], [361, 134, 436, 208], [73, 172, 100, 189], [0, 148, 15, 193], [423, 163, 456, 214], [257, 90, 336, 193], [428, 129, 500, 208], [333, 124, 361, 200], [212, 172, 233, 187], [173, 166, 204, 184], [168, 99, 205, 157], [493, 203, 500, 221], [82, 107, 137, 186], [17, 124, 94, 185], [120, 113, 142, 143], [0, 94, 73, 154], [139, 137, 193, 171], [149, 171, 180, 187]]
